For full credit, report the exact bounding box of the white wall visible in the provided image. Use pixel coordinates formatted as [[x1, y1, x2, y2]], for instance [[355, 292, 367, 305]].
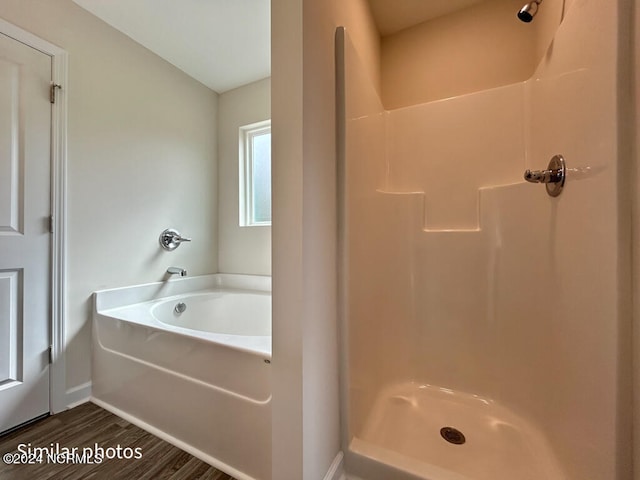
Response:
[[0, 0, 218, 401], [272, 0, 304, 477], [271, 0, 380, 478], [218, 77, 271, 276], [633, 0, 640, 476]]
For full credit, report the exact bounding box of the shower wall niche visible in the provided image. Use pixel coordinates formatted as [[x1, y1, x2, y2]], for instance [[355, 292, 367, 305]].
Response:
[[338, 1, 629, 479]]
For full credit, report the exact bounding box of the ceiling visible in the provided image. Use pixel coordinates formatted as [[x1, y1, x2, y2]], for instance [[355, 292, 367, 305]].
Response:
[[70, 0, 489, 91], [72, 0, 270, 93], [368, 0, 486, 36]]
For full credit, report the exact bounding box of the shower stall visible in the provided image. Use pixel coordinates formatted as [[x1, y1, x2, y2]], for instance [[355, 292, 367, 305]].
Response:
[[337, 1, 631, 479]]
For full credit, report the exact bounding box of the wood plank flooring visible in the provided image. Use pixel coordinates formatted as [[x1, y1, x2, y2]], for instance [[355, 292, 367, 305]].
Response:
[[0, 402, 235, 480]]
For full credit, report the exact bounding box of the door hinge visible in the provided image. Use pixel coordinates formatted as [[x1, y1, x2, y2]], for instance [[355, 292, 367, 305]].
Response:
[[49, 214, 54, 234], [48, 345, 53, 365], [50, 83, 61, 104]]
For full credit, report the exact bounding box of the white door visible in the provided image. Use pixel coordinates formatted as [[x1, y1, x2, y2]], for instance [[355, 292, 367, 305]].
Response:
[[0, 32, 52, 433]]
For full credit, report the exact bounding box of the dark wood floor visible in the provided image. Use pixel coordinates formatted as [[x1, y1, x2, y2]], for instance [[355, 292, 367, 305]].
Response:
[[0, 402, 235, 480]]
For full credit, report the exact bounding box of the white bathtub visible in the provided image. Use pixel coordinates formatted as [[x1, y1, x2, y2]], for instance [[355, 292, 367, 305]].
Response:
[[152, 291, 271, 337], [92, 274, 271, 480]]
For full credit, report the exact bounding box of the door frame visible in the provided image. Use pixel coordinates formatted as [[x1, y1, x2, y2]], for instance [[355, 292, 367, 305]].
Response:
[[0, 18, 68, 415]]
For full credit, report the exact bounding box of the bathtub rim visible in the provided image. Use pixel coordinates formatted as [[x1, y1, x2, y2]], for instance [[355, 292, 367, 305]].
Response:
[[94, 273, 270, 310], [93, 273, 272, 358]]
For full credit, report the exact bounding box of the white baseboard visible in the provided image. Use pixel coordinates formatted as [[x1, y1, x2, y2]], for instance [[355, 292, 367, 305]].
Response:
[[324, 451, 345, 480], [65, 382, 92, 409]]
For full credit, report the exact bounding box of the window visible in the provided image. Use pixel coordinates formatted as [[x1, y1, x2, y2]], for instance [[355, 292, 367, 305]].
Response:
[[239, 120, 271, 226]]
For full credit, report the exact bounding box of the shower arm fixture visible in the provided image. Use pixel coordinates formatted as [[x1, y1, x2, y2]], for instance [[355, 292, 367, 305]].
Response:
[[517, 0, 543, 22], [159, 228, 192, 251], [524, 154, 566, 197]]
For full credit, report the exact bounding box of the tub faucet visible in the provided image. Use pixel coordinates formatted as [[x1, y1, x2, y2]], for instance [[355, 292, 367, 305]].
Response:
[[167, 267, 187, 277]]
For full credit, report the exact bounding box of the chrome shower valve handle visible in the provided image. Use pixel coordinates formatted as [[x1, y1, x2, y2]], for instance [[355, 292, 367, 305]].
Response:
[[524, 154, 566, 197], [524, 168, 562, 184], [159, 228, 192, 251]]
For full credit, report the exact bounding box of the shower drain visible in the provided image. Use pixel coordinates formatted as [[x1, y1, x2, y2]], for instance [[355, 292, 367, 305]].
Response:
[[440, 426, 466, 445]]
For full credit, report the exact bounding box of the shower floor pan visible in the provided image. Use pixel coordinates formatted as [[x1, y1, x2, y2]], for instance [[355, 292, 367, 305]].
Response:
[[350, 382, 565, 480]]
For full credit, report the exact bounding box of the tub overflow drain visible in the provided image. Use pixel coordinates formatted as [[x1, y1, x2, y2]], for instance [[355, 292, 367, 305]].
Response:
[[440, 427, 466, 445]]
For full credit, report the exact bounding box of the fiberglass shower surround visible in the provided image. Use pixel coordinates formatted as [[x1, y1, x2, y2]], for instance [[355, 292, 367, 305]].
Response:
[[337, 0, 626, 479]]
